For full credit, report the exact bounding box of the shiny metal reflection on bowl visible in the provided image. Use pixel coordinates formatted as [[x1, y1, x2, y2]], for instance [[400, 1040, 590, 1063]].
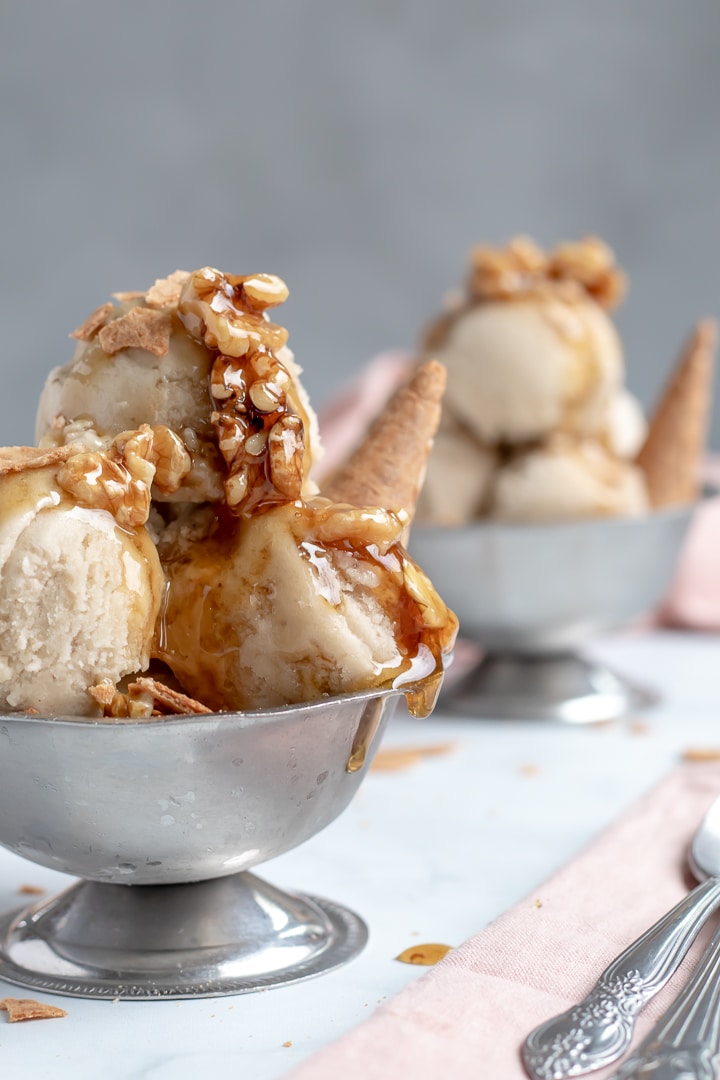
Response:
[[0, 686, 404, 999]]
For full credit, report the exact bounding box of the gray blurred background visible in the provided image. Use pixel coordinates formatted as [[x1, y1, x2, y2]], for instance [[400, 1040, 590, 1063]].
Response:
[[1, 1, 719, 444]]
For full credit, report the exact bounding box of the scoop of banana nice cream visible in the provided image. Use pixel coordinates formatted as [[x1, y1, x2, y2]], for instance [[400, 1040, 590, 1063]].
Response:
[[417, 237, 651, 525], [0, 440, 166, 716]]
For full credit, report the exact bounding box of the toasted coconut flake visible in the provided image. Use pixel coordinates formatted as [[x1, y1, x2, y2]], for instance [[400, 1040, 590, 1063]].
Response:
[[98, 307, 173, 357], [128, 677, 213, 715], [70, 302, 115, 341], [0, 444, 79, 477], [145, 270, 190, 309], [0, 997, 67, 1022]]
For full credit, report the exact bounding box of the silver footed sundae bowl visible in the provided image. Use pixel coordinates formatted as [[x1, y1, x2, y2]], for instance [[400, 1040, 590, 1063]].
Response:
[[411, 503, 695, 723], [0, 685, 419, 1000], [0, 267, 455, 1001]]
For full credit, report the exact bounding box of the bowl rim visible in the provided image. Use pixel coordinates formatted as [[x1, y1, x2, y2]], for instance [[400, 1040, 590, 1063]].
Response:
[[0, 683, 404, 731]]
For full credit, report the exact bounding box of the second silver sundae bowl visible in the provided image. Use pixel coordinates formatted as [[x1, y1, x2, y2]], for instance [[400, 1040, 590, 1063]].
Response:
[[411, 502, 696, 722], [0, 686, 402, 999]]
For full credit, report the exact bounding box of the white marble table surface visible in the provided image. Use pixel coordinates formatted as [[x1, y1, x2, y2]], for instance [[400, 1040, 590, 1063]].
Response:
[[0, 629, 718, 1080]]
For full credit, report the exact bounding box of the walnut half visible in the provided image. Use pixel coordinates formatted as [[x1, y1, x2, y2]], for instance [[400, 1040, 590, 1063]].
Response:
[[57, 425, 192, 529]]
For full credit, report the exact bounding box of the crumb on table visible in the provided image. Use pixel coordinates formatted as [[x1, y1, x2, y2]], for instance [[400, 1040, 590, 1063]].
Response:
[[0, 997, 67, 1022]]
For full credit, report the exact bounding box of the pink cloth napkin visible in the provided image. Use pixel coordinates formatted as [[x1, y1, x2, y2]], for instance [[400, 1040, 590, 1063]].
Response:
[[287, 762, 720, 1080], [317, 357, 720, 630]]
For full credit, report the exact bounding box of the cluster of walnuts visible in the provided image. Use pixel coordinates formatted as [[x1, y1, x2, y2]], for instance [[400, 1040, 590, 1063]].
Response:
[[467, 235, 626, 310]]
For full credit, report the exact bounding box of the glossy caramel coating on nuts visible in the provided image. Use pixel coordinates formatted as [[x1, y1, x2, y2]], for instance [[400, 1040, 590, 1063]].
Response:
[[178, 268, 311, 515], [57, 425, 191, 529]]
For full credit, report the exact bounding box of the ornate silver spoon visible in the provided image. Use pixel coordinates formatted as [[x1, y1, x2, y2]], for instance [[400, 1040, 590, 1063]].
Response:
[[522, 795, 720, 1079], [607, 917, 720, 1079]]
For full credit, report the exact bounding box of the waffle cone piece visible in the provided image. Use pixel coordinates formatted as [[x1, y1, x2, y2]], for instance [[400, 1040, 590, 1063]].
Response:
[[636, 319, 716, 507], [323, 360, 446, 524]]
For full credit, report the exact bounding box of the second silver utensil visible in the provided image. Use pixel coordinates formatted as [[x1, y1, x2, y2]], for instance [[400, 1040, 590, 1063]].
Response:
[[522, 795, 720, 1079], [608, 918, 720, 1078]]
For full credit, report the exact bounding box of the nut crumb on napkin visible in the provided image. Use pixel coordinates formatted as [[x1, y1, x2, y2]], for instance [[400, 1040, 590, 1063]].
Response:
[[0, 997, 67, 1022], [395, 943, 453, 966], [370, 743, 455, 772], [681, 747, 720, 761]]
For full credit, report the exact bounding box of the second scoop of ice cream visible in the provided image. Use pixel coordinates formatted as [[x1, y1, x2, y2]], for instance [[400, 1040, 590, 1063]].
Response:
[[0, 449, 163, 716], [155, 499, 455, 713], [491, 436, 648, 522], [416, 237, 652, 526], [433, 295, 623, 444]]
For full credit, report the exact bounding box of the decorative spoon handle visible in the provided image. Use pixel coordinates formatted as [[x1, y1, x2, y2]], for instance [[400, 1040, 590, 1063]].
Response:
[[608, 922, 720, 1079], [522, 877, 720, 1079]]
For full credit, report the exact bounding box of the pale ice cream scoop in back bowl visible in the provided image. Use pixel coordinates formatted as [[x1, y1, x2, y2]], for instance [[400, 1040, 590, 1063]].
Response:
[[0, 271, 455, 999], [411, 240, 716, 722]]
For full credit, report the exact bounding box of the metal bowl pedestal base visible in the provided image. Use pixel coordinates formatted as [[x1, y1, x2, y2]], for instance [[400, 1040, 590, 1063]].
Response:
[[442, 652, 659, 723], [0, 871, 367, 1000]]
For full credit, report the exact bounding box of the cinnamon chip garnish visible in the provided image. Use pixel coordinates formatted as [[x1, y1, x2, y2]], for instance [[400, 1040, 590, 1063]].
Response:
[[89, 677, 212, 718], [0, 444, 78, 477], [129, 677, 213, 715], [98, 307, 172, 357], [145, 270, 190, 309], [0, 997, 67, 1022], [70, 302, 114, 341], [88, 681, 116, 707]]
